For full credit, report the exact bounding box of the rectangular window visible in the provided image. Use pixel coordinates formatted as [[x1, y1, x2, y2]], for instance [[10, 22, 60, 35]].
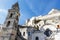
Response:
[[28, 32, 30, 36], [23, 32, 25, 36]]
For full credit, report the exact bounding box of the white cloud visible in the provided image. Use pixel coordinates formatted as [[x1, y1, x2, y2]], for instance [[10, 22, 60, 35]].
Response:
[[0, 9, 8, 24], [0, 9, 7, 13]]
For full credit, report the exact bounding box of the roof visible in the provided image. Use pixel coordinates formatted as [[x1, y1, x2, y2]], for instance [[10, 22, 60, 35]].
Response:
[[18, 25, 34, 28]]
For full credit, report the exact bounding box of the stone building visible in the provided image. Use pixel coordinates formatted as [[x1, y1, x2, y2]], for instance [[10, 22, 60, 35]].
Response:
[[19, 9, 60, 40], [23, 9, 60, 40]]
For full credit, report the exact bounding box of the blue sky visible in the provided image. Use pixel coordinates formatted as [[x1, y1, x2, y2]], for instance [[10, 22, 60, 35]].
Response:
[[0, 0, 60, 25]]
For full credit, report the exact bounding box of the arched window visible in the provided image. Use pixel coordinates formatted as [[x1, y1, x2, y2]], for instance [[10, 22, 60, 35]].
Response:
[[35, 36, 39, 40], [6, 21, 10, 27], [23, 32, 25, 36], [9, 13, 13, 18]]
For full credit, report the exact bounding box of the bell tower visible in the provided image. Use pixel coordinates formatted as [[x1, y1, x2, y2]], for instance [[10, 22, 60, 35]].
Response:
[[3, 2, 20, 40], [4, 2, 20, 27]]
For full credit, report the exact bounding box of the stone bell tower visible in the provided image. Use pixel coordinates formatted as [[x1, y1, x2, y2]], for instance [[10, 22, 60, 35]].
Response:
[[2, 2, 20, 40], [4, 2, 20, 26]]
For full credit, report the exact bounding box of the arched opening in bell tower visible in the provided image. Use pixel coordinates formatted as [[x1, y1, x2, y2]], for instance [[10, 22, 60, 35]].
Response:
[[9, 13, 13, 18], [6, 21, 10, 27]]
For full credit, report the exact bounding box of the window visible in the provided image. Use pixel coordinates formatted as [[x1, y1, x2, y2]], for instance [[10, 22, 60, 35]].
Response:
[[35, 37, 39, 40], [44, 28, 52, 37], [9, 13, 13, 18], [28, 32, 30, 36], [6, 21, 10, 27], [23, 32, 25, 36]]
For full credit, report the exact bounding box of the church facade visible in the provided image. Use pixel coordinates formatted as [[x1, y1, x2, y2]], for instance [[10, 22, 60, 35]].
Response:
[[0, 2, 60, 40]]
